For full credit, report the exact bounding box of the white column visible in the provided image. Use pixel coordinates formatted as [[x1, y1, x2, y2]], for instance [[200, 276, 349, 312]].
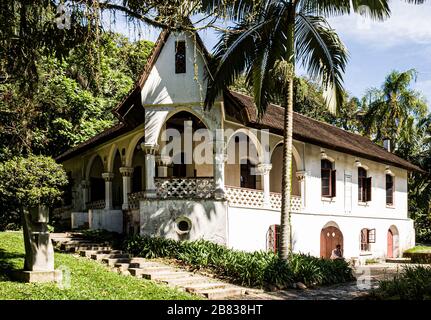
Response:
[[213, 130, 225, 199], [81, 180, 90, 210], [257, 163, 272, 208], [156, 155, 172, 178], [141, 143, 158, 198], [102, 172, 114, 210], [120, 167, 134, 210], [296, 171, 306, 208]]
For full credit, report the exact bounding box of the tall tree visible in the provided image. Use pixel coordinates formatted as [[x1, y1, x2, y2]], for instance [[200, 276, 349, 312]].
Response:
[[362, 69, 428, 152], [204, 0, 391, 260]]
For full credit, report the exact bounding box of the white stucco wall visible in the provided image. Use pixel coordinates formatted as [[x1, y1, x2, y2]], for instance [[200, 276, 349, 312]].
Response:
[[71, 212, 89, 229], [140, 199, 228, 244], [301, 143, 409, 219], [227, 207, 415, 259], [88, 209, 123, 233], [141, 32, 208, 106]]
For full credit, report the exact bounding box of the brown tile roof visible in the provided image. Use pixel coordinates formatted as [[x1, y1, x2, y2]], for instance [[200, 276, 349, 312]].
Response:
[[225, 90, 423, 172]]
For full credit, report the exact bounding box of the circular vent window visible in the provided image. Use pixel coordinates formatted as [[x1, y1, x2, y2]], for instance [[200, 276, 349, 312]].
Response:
[[175, 217, 192, 235]]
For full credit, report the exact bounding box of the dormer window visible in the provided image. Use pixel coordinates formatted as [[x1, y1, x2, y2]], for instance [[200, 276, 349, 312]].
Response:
[[321, 159, 336, 198], [175, 41, 186, 74], [358, 167, 372, 202]]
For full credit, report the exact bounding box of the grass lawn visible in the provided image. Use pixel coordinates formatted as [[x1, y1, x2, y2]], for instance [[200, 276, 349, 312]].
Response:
[[0, 231, 199, 300], [404, 245, 431, 253]]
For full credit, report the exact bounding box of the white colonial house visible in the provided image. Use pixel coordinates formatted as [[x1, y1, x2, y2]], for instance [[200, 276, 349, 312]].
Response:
[[55, 29, 420, 263]]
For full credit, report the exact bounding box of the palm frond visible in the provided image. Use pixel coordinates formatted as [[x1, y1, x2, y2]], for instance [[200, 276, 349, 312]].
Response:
[[295, 13, 348, 113], [298, 0, 390, 21]]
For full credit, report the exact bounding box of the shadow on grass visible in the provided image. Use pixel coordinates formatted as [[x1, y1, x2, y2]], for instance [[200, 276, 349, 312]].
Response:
[[0, 248, 25, 281]]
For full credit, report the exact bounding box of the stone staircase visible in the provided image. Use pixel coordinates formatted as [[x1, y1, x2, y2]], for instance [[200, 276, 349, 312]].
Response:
[[51, 233, 254, 300]]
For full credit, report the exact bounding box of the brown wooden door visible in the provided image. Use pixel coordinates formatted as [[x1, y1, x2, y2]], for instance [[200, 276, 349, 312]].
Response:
[[320, 226, 343, 259], [387, 229, 393, 258]]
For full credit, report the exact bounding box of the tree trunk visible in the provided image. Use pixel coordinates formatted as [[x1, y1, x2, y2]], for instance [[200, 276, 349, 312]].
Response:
[[279, 8, 296, 261]]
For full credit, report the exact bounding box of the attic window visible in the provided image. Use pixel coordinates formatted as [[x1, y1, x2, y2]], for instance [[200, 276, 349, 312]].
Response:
[[175, 41, 186, 74]]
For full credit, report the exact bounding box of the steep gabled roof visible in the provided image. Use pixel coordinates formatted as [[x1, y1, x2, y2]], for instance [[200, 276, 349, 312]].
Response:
[[224, 90, 423, 172]]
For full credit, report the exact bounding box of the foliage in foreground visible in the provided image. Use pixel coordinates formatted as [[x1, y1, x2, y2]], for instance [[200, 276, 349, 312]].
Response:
[[373, 265, 431, 300], [0, 155, 68, 231], [0, 232, 196, 300], [123, 236, 355, 288]]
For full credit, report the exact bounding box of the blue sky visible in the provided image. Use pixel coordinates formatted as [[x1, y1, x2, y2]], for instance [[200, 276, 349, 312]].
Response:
[[109, 1, 431, 106]]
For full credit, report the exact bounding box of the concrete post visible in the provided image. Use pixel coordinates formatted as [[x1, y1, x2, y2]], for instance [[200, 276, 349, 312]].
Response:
[[102, 172, 115, 210], [156, 155, 172, 178], [213, 130, 226, 200], [81, 180, 90, 210], [257, 163, 272, 208], [141, 143, 158, 198], [296, 171, 307, 208], [119, 167, 134, 210]]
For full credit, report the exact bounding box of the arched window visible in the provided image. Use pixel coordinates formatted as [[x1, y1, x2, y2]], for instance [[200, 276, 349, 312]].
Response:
[[358, 167, 372, 202], [321, 159, 336, 198]]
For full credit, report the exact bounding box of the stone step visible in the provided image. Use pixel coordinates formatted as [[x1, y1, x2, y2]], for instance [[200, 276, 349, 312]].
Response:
[[151, 272, 192, 281], [62, 244, 111, 252], [386, 257, 412, 263], [197, 287, 244, 300], [80, 250, 122, 258], [92, 253, 129, 261], [128, 266, 175, 278], [184, 282, 228, 293], [163, 276, 210, 287], [101, 256, 133, 266]]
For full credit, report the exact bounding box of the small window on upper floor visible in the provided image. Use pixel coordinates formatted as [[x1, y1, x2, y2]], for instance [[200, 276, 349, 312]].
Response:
[[386, 174, 394, 206], [321, 159, 336, 198], [175, 41, 186, 74], [358, 167, 372, 202]]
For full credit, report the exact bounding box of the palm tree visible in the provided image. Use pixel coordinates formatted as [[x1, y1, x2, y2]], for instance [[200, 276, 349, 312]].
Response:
[[362, 69, 428, 153], [204, 0, 391, 260]]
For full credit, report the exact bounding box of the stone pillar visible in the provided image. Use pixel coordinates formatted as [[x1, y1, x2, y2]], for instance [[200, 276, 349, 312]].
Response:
[[257, 163, 272, 208], [213, 130, 225, 200], [141, 143, 158, 198], [81, 180, 90, 210], [102, 172, 114, 210], [156, 155, 172, 178], [296, 171, 306, 208], [119, 167, 134, 210]]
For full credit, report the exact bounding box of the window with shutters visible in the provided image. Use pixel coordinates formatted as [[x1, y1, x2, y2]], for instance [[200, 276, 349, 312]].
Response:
[[386, 174, 394, 206], [358, 167, 372, 202], [321, 159, 336, 198], [175, 41, 186, 74], [360, 228, 376, 252]]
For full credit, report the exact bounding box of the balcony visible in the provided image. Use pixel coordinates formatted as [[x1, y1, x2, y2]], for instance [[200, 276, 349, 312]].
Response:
[[85, 200, 106, 210], [225, 186, 301, 211]]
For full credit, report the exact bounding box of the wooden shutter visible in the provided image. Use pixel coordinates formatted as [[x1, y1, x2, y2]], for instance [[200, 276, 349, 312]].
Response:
[[321, 168, 331, 197], [368, 229, 376, 243], [331, 170, 336, 197], [365, 177, 372, 202]]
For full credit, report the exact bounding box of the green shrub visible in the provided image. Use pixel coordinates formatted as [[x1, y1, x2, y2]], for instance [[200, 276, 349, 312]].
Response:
[[122, 236, 354, 288], [375, 265, 431, 300]]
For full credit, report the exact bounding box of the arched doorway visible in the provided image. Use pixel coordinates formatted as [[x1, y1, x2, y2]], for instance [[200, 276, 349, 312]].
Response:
[[320, 222, 343, 259], [88, 155, 104, 202], [112, 151, 123, 209], [225, 131, 261, 189], [387, 225, 399, 258]]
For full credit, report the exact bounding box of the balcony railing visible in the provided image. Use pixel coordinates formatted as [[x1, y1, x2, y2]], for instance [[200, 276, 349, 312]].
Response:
[[155, 177, 215, 199], [86, 200, 105, 210], [225, 186, 301, 211]]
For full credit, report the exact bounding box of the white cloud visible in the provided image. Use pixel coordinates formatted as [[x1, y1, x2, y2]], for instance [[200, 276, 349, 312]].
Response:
[[328, 1, 431, 48]]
